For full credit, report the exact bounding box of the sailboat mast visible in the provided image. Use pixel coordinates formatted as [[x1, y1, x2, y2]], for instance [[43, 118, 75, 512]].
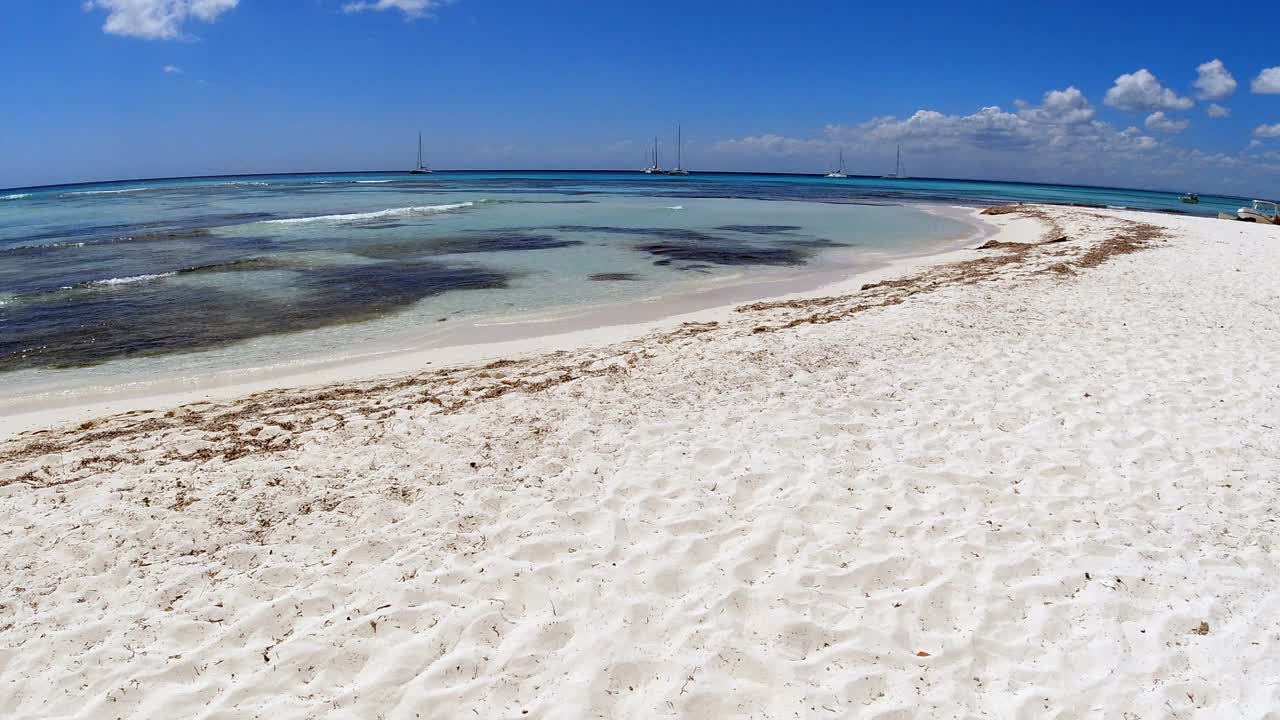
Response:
[[417, 132, 423, 169], [896, 145, 901, 176], [677, 125, 682, 169]]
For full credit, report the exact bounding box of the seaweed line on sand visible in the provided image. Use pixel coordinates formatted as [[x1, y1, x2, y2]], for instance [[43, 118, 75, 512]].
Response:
[[0, 206, 1165, 484]]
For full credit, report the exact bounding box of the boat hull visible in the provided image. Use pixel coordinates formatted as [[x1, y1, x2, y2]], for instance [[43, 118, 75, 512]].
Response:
[[1238, 209, 1277, 224]]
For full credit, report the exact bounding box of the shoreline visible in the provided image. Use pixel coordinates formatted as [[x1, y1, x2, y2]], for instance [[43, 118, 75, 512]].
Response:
[[3, 204, 1279, 718], [0, 203, 996, 438]]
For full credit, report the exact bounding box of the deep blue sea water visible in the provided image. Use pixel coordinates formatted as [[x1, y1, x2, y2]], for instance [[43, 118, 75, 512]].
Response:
[[0, 171, 1249, 382]]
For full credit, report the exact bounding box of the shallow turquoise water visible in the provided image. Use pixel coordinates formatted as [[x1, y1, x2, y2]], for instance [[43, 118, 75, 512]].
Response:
[[0, 170, 1246, 379], [0, 172, 985, 375]]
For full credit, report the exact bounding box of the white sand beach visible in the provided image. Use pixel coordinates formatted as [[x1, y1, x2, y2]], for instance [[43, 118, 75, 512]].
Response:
[[2, 205, 1279, 718]]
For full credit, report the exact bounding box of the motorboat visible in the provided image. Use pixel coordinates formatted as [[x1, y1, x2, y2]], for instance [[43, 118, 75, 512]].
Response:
[[1238, 200, 1279, 224]]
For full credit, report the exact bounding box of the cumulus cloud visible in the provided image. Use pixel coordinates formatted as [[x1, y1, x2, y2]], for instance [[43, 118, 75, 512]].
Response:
[[740, 85, 1280, 195], [705, 84, 1280, 193], [84, 0, 239, 39], [342, 0, 445, 17], [860, 106, 1038, 151], [1206, 103, 1230, 118], [1193, 59, 1236, 100], [1145, 112, 1189, 134], [1252, 67, 1280, 94], [1104, 69, 1194, 112], [1250, 139, 1264, 149], [163, 64, 182, 74], [1255, 123, 1280, 138], [715, 86, 1159, 171], [1014, 86, 1096, 125]]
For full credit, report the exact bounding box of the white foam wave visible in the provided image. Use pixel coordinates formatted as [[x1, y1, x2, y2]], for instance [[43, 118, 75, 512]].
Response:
[[83, 272, 176, 288], [356, 180, 393, 184], [262, 202, 475, 225], [666, 205, 684, 210], [63, 188, 150, 197], [1, 193, 30, 201]]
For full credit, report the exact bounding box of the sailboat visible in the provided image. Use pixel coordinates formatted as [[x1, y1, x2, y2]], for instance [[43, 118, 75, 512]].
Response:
[[409, 132, 432, 174], [642, 137, 663, 174], [880, 145, 905, 179], [668, 125, 690, 175], [825, 149, 849, 178]]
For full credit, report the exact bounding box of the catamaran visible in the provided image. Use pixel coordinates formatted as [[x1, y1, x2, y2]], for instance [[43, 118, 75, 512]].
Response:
[[668, 125, 690, 175], [410, 132, 432, 174], [825, 149, 849, 178], [642, 136, 663, 174], [881, 145, 905, 179]]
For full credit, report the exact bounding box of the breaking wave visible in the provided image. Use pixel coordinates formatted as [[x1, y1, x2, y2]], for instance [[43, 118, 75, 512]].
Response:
[[61, 188, 151, 197], [78, 272, 176, 288], [261, 202, 475, 225]]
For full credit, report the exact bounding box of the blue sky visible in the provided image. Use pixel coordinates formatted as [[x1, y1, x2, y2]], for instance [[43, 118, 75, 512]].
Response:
[[3, 0, 1280, 195]]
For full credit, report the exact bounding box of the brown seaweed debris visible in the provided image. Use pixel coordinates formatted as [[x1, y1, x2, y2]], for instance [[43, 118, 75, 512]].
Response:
[[0, 208, 1165, 482], [737, 212, 1163, 333], [979, 204, 1024, 215], [588, 273, 641, 282]]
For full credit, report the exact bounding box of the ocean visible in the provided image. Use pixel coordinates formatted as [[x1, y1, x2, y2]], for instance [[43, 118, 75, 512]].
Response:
[[0, 171, 1247, 402]]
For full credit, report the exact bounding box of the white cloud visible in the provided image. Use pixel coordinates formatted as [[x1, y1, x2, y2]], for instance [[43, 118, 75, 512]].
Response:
[[1255, 123, 1280, 138], [163, 64, 182, 74], [1145, 111, 1189, 134], [1250, 139, 1264, 149], [701, 81, 1280, 192], [1193, 59, 1236, 100], [1252, 67, 1280, 94], [342, 0, 444, 17], [1104, 69, 1194, 112], [1015, 86, 1096, 125], [713, 86, 1164, 178], [84, 0, 239, 39], [1206, 103, 1230, 118]]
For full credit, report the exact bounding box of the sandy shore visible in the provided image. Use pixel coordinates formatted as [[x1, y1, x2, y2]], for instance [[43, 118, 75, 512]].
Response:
[[2, 205, 1279, 718]]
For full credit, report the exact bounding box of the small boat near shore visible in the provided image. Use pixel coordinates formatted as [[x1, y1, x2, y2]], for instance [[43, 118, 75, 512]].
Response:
[[1237, 200, 1279, 224], [1180, 192, 1199, 204]]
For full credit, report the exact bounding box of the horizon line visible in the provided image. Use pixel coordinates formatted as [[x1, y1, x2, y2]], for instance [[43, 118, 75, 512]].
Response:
[[0, 169, 1261, 203]]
